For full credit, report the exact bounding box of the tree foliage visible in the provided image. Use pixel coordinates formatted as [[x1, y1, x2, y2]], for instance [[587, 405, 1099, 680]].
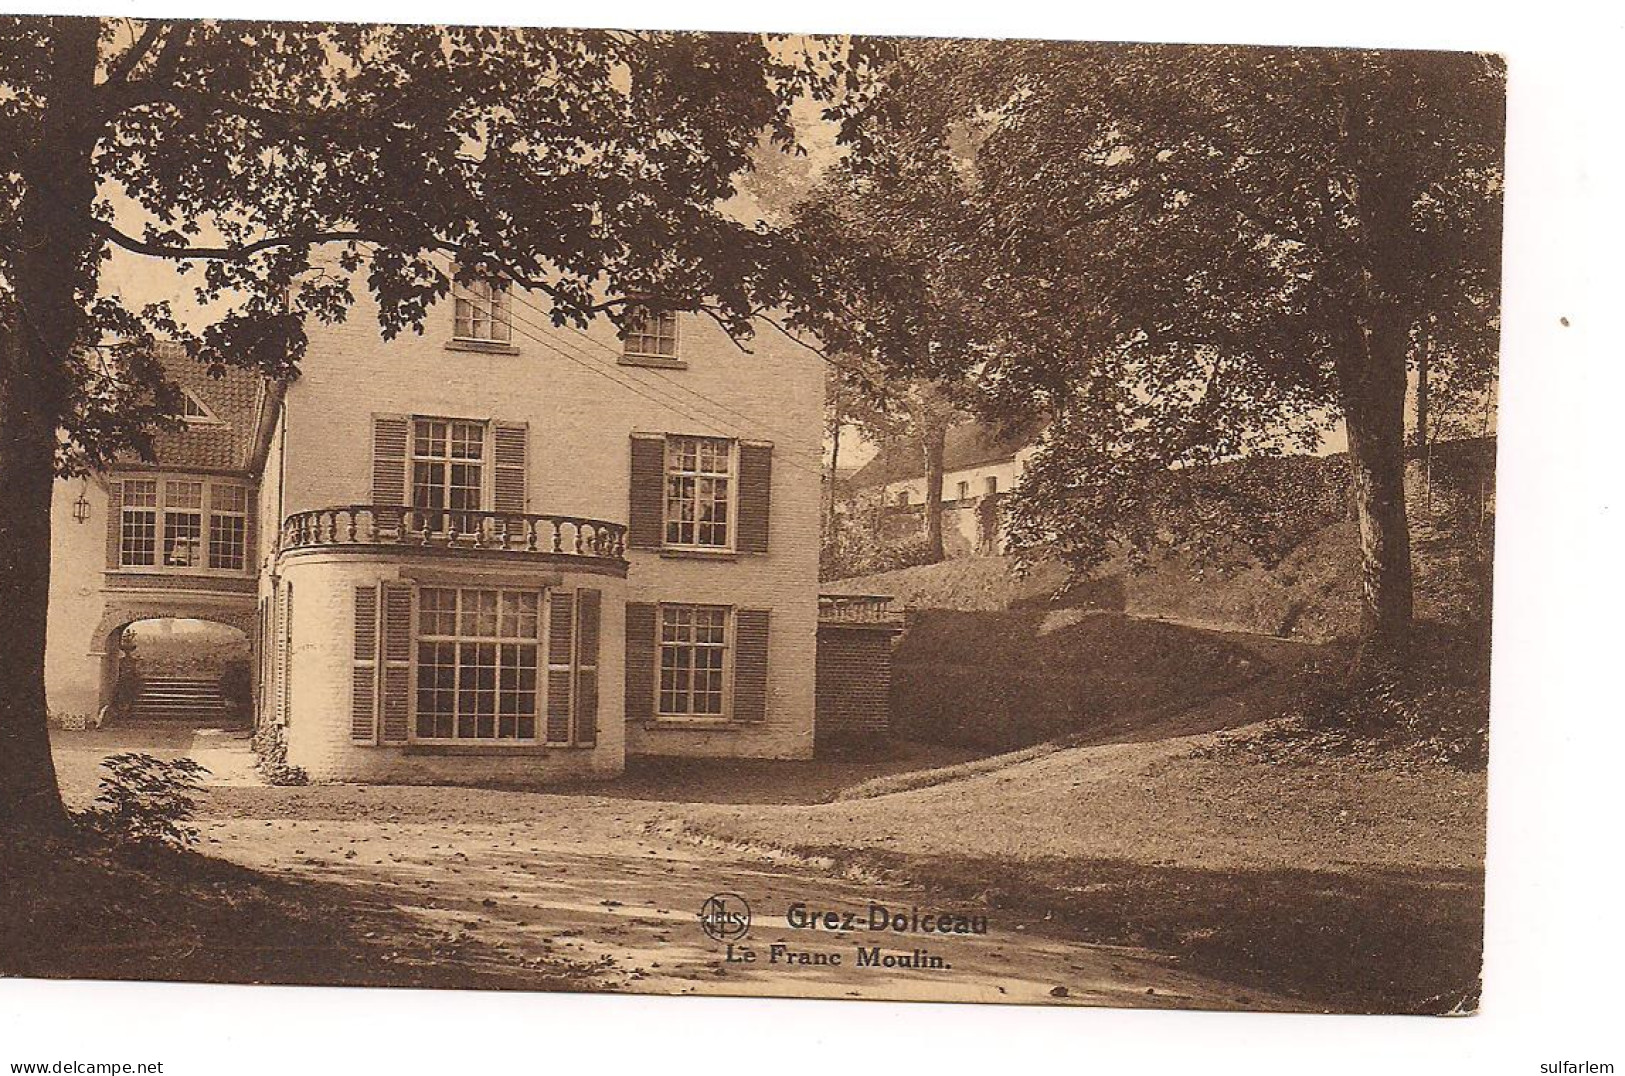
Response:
[[793, 40, 1504, 648], [0, 16, 871, 825], [0, 18, 870, 470]]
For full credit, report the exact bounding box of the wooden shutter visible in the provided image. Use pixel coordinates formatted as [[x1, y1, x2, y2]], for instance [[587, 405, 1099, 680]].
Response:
[[737, 443, 773, 554], [545, 590, 575, 744], [732, 608, 770, 722], [574, 589, 601, 746], [378, 582, 413, 743], [243, 486, 257, 572], [624, 602, 658, 724], [351, 585, 380, 743], [493, 421, 528, 513], [105, 480, 123, 568], [371, 415, 410, 506], [627, 435, 666, 550], [279, 583, 295, 726]]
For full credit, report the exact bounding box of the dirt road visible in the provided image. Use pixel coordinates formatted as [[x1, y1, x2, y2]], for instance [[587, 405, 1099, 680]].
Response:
[[198, 785, 1288, 1009]]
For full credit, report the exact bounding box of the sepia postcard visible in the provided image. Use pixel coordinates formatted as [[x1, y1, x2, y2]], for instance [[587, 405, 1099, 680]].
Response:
[[0, 15, 1501, 1026]]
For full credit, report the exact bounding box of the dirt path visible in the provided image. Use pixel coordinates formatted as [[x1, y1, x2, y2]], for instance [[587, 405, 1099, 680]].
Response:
[[197, 787, 1292, 1010]]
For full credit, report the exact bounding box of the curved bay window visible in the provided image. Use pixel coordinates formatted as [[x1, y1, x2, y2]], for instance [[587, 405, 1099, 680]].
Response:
[[414, 587, 540, 741]]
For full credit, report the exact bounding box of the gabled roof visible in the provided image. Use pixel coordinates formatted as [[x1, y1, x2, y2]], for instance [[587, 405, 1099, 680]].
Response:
[[849, 418, 1044, 490], [124, 343, 265, 474]]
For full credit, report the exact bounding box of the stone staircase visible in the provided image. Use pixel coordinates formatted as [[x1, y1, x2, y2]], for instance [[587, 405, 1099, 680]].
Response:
[[132, 674, 228, 724]]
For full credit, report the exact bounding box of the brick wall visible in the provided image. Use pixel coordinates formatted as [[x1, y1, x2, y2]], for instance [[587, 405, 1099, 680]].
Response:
[[815, 623, 897, 749]]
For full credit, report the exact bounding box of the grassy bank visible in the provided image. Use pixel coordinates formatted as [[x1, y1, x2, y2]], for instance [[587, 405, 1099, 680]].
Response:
[[677, 731, 1486, 1013]]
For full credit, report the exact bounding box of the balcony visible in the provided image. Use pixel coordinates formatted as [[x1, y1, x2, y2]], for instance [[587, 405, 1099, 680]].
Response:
[[818, 592, 905, 627], [278, 505, 628, 569]]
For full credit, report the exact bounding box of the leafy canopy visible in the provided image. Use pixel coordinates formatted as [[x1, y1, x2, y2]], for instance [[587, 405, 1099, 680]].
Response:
[[0, 18, 874, 473], [792, 40, 1504, 570]]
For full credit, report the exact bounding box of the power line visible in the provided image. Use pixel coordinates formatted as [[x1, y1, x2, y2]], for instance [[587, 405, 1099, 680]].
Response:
[[414, 250, 830, 475], [495, 301, 831, 482]]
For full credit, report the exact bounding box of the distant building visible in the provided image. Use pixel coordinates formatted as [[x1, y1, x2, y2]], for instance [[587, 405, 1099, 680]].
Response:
[[846, 420, 1044, 556]]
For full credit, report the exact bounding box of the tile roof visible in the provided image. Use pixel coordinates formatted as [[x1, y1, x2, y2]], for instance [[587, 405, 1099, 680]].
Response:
[[849, 418, 1044, 489], [124, 343, 265, 473]]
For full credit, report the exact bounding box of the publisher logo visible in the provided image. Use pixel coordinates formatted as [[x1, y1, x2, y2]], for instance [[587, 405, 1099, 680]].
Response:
[[698, 893, 752, 942]]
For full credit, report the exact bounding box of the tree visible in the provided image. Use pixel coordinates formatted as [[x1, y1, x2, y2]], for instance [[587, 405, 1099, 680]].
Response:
[[804, 40, 1503, 668], [789, 107, 983, 563], [0, 17, 865, 826]]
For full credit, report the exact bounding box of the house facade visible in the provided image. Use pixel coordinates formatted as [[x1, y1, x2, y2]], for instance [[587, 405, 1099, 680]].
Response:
[[45, 275, 829, 782], [846, 420, 1043, 557]]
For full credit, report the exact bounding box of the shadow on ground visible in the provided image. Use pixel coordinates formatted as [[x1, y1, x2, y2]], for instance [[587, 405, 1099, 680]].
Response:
[[771, 844, 1484, 1014], [0, 830, 607, 992]]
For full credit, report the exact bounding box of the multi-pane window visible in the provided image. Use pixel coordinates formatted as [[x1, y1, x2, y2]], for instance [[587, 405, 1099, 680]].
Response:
[[120, 479, 159, 566], [985, 476, 998, 496], [415, 587, 540, 741], [623, 309, 679, 360], [119, 477, 248, 571], [956, 480, 970, 501], [162, 480, 204, 568], [411, 418, 485, 533], [664, 435, 732, 548], [209, 483, 248, 570], [452, 279, 512, 343], [658, 605, 728, 717]]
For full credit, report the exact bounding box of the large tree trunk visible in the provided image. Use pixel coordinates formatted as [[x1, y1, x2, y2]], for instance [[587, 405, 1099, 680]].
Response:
[[1341, 312, 1415, 675], [922, 422, 946, 562], [0, 17, 101, 829]]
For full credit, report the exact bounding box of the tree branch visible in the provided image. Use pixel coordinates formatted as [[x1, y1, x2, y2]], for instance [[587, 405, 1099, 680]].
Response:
[[100, 20, 167, 87]]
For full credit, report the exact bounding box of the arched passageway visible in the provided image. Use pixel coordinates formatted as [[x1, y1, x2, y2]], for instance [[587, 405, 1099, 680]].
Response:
[[97, 616, 253, 729]]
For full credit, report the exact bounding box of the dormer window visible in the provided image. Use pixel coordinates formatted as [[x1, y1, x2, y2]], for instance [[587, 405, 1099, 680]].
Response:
[[620, 308, 681, 366], [451, 278, 512, 344], [179, 389, 223, 426]]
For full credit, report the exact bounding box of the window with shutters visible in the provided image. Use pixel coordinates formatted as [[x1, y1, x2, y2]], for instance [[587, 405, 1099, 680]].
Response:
[[414, 586, 541, 741], [452, 278, 513, 344], [621, 308, 679, 362], [664, 435, 733, 549], [411, 418, 485, 534], [658, 605, 729, 717]]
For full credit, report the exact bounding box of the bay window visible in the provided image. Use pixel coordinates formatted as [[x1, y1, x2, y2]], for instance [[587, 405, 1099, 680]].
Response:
[[415, 586, 540, 741]]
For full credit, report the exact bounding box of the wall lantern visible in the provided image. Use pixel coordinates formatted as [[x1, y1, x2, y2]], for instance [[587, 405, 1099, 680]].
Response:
[[72, 485, 91, 524]]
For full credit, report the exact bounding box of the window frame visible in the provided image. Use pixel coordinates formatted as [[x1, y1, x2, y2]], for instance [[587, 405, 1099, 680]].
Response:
[[411, 585, 545, 745], [117, 475, 251, 575], [450, 277, 514, 346], [654, 603, 733, 721], [409, 416, 490, 535], [662, 434, 737, 552], [619, 308, 682, 366], [207, 482, 249, 571]]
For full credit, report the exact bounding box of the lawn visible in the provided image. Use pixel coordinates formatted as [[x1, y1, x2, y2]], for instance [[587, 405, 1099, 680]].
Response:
[[676, 728, 1487, 1013]]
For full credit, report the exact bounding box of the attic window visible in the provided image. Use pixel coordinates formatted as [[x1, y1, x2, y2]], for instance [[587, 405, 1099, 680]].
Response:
[[179, 390, 223, 426]]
